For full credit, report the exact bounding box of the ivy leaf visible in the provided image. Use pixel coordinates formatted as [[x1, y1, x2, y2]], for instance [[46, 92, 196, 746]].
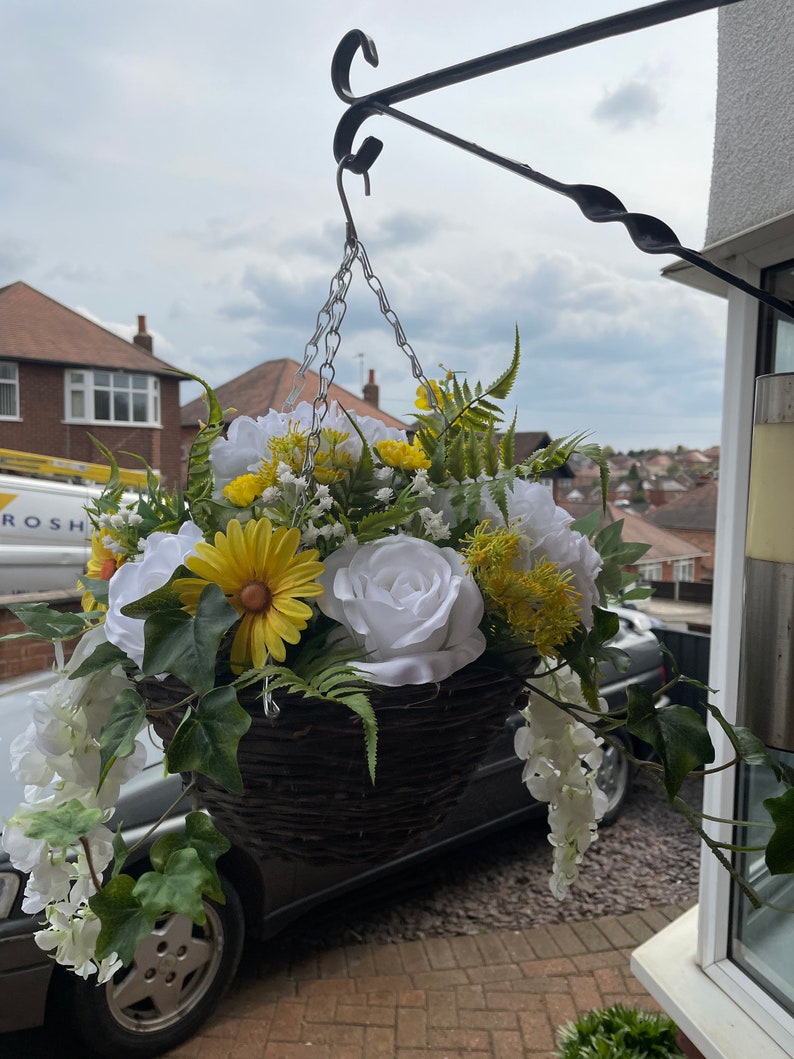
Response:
[[69, 639, 131, 679], [764, 788, 794, 875], [76, 576, 110, 608], [627, 689, 715, 799], [133, 847, 212, 924], [148, 813, 230, 902], [142, 583, 239, 695], [3, 602, 87, 642], [166, 686, 251, 793], [24, 799, 103, 847], [110, 827, 130, 880], [98, 688, 148, 791], [90, 874, 158, 965]]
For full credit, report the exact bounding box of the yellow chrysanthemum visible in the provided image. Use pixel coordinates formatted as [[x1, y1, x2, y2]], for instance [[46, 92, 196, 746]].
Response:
[[79, 531, 124, 612], [375, 438, 431, 472], [223, 473, 267, 507], [461, 521, 582, 657], [174, 518, 324, 671]]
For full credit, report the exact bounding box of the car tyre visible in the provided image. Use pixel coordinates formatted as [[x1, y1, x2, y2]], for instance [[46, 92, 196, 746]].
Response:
[[596, 730, 634, 826], [50, 875, 245, 1059]]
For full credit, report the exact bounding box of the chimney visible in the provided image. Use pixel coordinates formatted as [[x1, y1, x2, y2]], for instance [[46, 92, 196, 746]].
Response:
[[133, 314, 153, 353], [363, 368, 379, 408]]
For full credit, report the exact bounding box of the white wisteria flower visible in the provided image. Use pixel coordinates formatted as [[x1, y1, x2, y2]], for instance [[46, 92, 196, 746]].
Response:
[[514, 667, 608, 898], [317, 534, 486, 685]]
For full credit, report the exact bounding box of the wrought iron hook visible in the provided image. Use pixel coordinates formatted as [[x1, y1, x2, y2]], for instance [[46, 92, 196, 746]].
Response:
[[336, 142, 382, 244]]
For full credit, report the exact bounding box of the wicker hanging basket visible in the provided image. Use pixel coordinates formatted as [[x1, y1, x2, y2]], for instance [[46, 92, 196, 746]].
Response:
[[144, 660, 531, 866]]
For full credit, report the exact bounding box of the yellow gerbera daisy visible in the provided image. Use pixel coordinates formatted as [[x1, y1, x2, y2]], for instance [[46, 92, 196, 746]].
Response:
[[174, 518, 324, 671], [79, 531, 124, 612]]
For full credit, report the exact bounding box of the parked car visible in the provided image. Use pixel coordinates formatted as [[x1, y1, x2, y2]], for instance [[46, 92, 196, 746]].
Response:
[[0, 609, 666, 1057]]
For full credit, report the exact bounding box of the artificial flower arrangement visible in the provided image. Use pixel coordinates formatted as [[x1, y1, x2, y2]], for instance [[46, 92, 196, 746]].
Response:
[[2, 335, 791, 983]]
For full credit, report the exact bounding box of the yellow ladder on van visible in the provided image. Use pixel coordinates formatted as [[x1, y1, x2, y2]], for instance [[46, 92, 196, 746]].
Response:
[[0, 448, 150, 489]]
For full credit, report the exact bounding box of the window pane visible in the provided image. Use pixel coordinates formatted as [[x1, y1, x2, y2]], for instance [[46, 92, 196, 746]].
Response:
[[131, 375, 147, 390], [114, 392, 130, 421], [132, 392, 148, 422], [0, 362, 16, 381], [70, 390, 85, 418], [95, 372, 110, 387], [0, 384, 15, 416], [94, 390, 110, 420]]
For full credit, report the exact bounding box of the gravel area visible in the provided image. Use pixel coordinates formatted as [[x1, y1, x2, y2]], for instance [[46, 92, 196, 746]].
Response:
[[282, 770, 702, 955]]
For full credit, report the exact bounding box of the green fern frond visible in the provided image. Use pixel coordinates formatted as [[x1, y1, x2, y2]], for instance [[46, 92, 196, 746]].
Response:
[[255, 662, 378, 782]]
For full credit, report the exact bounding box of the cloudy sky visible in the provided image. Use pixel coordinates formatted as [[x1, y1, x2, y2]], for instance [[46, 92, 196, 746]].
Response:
[[2, 1, 730, 452]]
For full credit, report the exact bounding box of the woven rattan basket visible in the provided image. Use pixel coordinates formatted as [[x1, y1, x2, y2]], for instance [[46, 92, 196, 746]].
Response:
[[144, 660, 531, 865]]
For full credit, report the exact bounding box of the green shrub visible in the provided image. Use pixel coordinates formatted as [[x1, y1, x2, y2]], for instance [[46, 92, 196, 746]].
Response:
[[555, 1003, 685, 1059]]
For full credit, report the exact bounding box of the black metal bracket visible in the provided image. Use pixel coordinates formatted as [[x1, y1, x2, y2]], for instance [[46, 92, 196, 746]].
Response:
[[331, 0, 794, 322]]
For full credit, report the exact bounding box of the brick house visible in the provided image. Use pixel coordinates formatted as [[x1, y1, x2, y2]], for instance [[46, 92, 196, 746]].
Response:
[[180, 359, 411, 478], [0, 281, 186, 485], [644, 479, 718, 581]]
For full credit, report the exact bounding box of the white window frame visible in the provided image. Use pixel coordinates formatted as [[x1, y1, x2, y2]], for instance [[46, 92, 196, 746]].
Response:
[[0, 361, 20, 419], [698, 253, 794, 1054], [638, 560, 663, 581], [673, 557, 695, 582], [65, 370, 161, 427]]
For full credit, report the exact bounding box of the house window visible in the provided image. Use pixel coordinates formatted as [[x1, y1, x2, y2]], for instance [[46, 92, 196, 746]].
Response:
[[638, 561, 662, 582], [65, 370, 160, 426], [0, 362, 19, 418], [673, 558, 694, 582]]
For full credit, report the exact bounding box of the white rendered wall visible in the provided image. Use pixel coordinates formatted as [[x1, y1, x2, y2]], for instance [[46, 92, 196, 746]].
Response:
[[706, 0, 794, 245]]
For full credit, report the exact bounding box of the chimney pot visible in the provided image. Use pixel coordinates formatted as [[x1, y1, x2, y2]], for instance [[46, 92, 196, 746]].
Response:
[[133, 315, 153, 354]]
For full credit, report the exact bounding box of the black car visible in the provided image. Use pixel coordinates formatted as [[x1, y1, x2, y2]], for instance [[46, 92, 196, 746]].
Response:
[[0, 608, 666, 1057]]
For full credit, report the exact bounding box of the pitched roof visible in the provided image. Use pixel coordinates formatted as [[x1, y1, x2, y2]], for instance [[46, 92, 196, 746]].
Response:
[[180, 358, 410, 431], [557, 499, 709, 562], [0, 281, 185, 376], [645, 480, 718, 532]]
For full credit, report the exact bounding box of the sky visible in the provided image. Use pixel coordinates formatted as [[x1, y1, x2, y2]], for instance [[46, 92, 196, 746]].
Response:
[[1, 1, 730, 453]]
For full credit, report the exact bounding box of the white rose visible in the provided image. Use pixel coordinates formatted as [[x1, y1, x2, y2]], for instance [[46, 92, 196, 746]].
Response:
[[210, 409, 294, 491], [481, 479, 602, 628], [105, 521, 204, 669], [317, 535, 486, 686]]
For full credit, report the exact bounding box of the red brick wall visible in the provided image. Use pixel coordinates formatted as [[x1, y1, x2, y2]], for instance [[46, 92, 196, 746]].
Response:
[[0, 364, 183, 486], [0, 594, 82, 681]]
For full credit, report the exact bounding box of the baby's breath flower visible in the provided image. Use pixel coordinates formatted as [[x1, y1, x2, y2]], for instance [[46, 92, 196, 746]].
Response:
[[419, 508, 451, 541], [374, 487, 394, 504], [410, 469, 435, 498]]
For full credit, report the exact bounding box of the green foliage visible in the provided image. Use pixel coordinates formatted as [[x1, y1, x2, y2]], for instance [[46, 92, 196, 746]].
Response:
[[183, 371, 229, 527], [414, 329, 520, 480], [90, 875, 158, 965], [555, 1004, 684, 1059], [148, 813, 230, 903], [627, 686, 715, 800], [24, 800, 103, 848], [764, 788, 794, 874], [166, 686, 253, 794], [2, 602, 90, 642], [140, 583, 239, 695], [98, 688, 148, 791]]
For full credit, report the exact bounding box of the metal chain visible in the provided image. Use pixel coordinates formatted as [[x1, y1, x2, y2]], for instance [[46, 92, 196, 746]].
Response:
[[283, 233, 441, 519]]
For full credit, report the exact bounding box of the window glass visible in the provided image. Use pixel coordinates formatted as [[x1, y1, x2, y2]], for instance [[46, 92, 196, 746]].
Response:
[[94, 390, 111, 420], [64, 370, 159, 425], [0, 361, 18, 417]]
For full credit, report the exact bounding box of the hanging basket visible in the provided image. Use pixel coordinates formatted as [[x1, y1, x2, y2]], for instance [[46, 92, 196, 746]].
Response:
[[144, 660, 532, 866]]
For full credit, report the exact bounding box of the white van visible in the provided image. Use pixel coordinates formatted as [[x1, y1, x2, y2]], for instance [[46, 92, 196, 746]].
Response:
[[0, 474, 103, 594], [0, 450, 148, 596]]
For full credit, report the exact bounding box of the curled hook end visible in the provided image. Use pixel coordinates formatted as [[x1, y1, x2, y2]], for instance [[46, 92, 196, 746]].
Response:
[[337, 139, 383, 243], [332, 29, 379, 103]]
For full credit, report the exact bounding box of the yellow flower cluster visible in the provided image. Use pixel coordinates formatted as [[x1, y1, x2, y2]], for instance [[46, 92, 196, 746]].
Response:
[[462, 521, 583, 657], [374, 438, 431, 471]]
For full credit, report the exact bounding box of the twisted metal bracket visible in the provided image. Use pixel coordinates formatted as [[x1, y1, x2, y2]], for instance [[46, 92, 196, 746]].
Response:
[[331, 0, 794, 322]]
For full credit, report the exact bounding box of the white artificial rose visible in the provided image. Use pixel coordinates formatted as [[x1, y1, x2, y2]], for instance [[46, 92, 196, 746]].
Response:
[[481, 478, 602, 628], [317, 535, 486, 686], [105, 521, 204, 669]]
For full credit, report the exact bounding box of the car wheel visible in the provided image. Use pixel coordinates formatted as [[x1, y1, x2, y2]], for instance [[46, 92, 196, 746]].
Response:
[[596, 731, 633, 826], [51, 876, 245, 1059]]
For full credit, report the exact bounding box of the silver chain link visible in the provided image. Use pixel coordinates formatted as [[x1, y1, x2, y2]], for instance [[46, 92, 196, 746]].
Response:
[[283, 235, 439, 513]]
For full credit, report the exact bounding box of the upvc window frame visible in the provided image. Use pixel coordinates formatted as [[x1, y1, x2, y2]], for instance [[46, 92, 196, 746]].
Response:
[[0, 361, 20, 419], [64, 369, 161, 427]]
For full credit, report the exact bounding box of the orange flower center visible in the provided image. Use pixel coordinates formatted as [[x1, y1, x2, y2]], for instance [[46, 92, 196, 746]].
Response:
[[100, 558, 117, 581], [239, 580, 273, 614]]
